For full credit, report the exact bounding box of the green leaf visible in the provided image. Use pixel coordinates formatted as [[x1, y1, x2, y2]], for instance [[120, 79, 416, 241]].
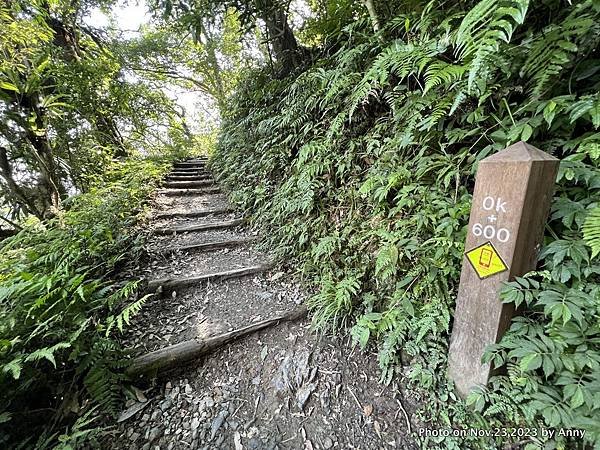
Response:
[[570, 385, 584, 409], [520, 352, 542, 371], [0, 81, 19, 92]]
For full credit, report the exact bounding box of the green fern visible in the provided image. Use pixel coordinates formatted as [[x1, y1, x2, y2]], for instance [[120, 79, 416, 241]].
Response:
[[454, 0, 529, 90], [80, 339, 127, 416], [105, 294, 151, 336], [583, 207, 600, 258], [375, 244, 399, 280], [422, 62, 466, 94]]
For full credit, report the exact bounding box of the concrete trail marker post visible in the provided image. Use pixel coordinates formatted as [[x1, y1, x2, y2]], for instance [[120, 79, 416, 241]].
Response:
[[448, 141, 559, 398]]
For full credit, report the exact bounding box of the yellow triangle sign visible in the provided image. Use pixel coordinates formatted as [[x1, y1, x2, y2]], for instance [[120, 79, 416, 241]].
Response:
[[465, 241, 508, 279]]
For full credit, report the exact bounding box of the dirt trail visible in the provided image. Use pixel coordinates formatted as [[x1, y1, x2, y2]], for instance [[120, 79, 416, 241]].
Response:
[[107, 159, 419, 450]]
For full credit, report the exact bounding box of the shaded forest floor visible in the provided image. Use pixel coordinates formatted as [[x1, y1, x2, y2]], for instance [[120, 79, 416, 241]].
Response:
[[103, 160, 421, 449]]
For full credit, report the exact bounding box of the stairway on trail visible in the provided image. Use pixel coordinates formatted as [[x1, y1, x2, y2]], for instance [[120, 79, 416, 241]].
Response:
[[110, 158, 418, 450]]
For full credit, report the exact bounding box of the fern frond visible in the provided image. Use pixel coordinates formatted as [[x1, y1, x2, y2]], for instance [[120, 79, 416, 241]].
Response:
[[423, 62, 466, 94], [454, 0, 529, 90], [583, 207, 600, 258]]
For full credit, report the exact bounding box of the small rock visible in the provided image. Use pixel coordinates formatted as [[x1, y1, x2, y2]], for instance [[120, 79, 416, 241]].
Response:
[[323, 437, 334, 449], [296, 382, 317, 410], [248, 437, 263, 450], [191, 418, 201, 430], [147, 427, 161, 443], [210, 410, 229, 440], [270, 272, 284, 281], [234, 431, 243, 450], [160, 398, 172, 412], [130, 432, 140, 442], [185, 384, 193, 395], [150, 410, 162, 422]]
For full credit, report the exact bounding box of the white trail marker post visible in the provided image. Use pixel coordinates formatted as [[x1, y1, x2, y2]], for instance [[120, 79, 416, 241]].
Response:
[[448, 141, 559, 398]]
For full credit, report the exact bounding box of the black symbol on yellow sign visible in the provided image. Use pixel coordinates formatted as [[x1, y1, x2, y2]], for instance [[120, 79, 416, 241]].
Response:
[[465, 241, 508, 279]]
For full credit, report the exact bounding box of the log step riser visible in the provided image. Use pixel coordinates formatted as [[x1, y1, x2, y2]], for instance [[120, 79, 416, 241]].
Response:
[[126, 305, 307, 377], [147, 264, 272, 293], [169, 171, 210, 175], [160, 237, 255, 254], [174, 164, 206, 169], [153, 218, 243, 235], [153, 208, 232, 220], [167, 176, 212, 180], [162, 188, 221, 196], [173, 164, 206, 169], [164, 182, 214, 189]]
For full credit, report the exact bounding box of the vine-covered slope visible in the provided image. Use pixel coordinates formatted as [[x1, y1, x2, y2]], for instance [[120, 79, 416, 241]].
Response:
[[211, 0, 600, 448]]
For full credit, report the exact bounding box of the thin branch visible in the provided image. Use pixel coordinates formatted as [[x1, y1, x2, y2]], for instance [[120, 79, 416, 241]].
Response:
[[0, 214, 22, 231]]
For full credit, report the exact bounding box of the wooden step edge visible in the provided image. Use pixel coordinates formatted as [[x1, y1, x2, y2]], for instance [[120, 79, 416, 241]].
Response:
[[168, 172, 211, 177], [174, 163, 207, 168], [146, 263, 273, 293], [164, 182, 214, 189], [125, 305, 307, 378], [172, 166, 207, 171], [161, 187, 221, 196], [152, 218, 244, 235], [153, 207, 233, 220], [166, 175, 212, 180], [168, 174, 211, 179], [171, 167, 209, 171], [160, 237, 256, 254]]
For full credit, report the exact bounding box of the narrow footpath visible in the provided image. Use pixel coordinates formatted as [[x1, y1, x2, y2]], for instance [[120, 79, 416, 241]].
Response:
[[108, 158, 419, 450]]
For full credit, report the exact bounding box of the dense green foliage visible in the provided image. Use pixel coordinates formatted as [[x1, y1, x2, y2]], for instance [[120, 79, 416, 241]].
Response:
[[0, 0, 189, 221], [211, 0, 600, 448], [0, 156, 177, 447], [0, 1, 206, 446]]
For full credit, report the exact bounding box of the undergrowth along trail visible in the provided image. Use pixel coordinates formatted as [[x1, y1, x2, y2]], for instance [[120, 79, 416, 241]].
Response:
[[210, 0, 600, 448], [0, 155, 179, 448]]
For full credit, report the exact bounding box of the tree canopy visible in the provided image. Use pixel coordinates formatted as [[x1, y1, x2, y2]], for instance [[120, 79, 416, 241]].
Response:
[[1, 0, 600, 448]]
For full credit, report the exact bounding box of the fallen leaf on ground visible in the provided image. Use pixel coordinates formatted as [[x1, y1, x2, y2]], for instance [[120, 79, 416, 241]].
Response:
[[117, 401, 149, 423]]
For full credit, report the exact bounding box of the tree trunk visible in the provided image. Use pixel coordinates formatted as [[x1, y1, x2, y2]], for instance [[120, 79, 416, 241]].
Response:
[[361, 0, 382, 36], [0, 147, 42, 218], [26, 97, 66, 216], [262, 7, 299, 77], [96, 114, 128, 157]]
